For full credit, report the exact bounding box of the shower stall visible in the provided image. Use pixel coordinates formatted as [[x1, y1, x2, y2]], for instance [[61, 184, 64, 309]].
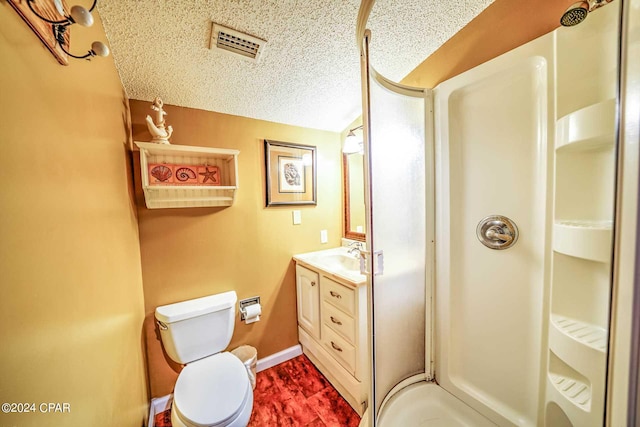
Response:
[[355, 1, 636, 425]]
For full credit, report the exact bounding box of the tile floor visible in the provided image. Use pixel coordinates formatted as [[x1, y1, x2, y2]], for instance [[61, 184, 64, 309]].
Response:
[[154, 354, 361, 427]]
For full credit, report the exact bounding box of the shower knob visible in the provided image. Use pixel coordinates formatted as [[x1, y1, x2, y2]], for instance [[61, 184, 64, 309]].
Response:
[[476, 215, 519, 250]]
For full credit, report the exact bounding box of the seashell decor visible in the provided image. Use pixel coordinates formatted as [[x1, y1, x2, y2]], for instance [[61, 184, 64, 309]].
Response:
[[147, 163, 221, 186], [175, 167, 197, 182], [150, 165, 172, 183]]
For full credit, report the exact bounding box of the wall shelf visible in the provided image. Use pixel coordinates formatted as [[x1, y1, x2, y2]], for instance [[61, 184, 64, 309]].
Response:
[[134, 141, 239, 209], [556, 99, 616, 152], [553, 220, 613, 262]]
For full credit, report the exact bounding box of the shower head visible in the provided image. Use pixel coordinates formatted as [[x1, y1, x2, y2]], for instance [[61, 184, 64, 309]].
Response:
[[560, 1, 590, 27], [560, 0, 614, 27]]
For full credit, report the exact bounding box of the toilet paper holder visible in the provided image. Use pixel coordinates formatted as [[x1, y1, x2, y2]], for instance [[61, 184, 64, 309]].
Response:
[[239, 296, 261, 321]]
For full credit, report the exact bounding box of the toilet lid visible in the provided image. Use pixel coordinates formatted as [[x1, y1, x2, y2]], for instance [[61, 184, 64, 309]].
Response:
[[174, 352, 250, 427]]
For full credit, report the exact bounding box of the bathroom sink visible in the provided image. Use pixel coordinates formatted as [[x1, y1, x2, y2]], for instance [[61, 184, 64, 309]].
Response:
[[313, 253, 360, 272], [293, 246, 366, 284]]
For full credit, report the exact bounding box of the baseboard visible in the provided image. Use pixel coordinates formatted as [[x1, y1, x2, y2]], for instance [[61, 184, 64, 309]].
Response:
[[256, 344, 302, 372], [148, 394, 172, 427]]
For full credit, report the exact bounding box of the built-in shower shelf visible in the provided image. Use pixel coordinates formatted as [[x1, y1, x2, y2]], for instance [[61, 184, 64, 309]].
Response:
[[549, 314, 607, 385], [551, 315, 607, 353], [556, 99, 616, 151], [548, 372, 591, 409], [553, 220, 613, 262], [546, 371, 602, 427], [134, 141, 239, 209]]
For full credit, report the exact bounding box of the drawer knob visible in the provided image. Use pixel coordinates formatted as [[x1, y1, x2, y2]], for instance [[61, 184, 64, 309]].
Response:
[[331, 341, 343, 352], [311, 281, 316, 286], [330, 291, 342, 299], [330, 316, 342, 325]]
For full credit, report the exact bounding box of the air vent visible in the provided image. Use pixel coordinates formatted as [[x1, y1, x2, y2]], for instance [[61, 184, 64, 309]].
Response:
[[210, 23, 266, 62]]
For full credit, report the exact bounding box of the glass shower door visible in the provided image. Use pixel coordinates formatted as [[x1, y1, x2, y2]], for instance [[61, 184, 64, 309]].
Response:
[[360, 32, 433, 423]]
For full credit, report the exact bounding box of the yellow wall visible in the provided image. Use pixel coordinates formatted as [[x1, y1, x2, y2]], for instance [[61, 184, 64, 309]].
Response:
[[401, 0, 576, 88], [129, 101, 343, 397], [0, 6, 147, 427]]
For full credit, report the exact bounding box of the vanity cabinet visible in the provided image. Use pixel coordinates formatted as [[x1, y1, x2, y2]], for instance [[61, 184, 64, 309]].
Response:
[[294, 261, 367, 415]]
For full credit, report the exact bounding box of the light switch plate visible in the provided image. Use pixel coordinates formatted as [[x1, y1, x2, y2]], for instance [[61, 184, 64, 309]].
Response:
[[320, 229, 328, 243], [292, 210, 301, 225]]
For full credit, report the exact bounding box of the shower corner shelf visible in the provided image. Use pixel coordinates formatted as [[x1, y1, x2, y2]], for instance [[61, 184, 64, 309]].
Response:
[[134, 141, 240, 209], [553, 220, 613, 262], [548, 372, 591, 410], [556, 98, 616, 152], [550, 314, 607, 354], [546, 313, 607, 427], [546, 373, 595, 426]]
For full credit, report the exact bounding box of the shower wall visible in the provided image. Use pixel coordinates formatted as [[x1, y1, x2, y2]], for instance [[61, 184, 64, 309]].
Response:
[[433, 33, 555, 426]]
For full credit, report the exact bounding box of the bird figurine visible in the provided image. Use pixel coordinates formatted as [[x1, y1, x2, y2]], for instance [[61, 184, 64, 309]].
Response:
[[145, 97, 173, 144]]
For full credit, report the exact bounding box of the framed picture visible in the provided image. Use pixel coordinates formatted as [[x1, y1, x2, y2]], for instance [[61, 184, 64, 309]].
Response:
[[265, 140, 317, 206]]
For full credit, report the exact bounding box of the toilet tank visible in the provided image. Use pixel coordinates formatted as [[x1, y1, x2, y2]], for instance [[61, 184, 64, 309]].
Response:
[[155, 291, 237, 364]]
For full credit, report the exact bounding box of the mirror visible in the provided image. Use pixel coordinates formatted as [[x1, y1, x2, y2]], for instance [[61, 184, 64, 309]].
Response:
[[343, 152, 366, 241]]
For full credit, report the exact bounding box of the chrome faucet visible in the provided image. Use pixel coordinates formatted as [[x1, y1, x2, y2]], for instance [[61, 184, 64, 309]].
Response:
[[347, 241, 364, 257]]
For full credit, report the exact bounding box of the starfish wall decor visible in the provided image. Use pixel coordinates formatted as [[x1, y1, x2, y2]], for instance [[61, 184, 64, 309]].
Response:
[[198, 166, 221, 185]]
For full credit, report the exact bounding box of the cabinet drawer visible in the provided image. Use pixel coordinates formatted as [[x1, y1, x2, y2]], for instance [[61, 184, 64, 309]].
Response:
[[321, 277, 355, 316], [322, 323, 356, 375], [323, 300, 355, 344]]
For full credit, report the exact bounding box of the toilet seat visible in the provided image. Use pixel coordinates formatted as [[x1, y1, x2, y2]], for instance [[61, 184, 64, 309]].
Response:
[[173, 352, 251, 427]]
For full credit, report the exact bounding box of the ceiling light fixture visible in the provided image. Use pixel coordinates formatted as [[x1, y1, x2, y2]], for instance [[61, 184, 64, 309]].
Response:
[[343, 125, 364, 154], [14, 0, 109, 62]]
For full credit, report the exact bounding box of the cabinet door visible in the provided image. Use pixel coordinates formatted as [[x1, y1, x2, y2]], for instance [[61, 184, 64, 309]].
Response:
[[296, 264, 320, 340]]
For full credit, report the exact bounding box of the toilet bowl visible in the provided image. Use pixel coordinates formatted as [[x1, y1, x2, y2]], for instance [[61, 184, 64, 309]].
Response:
[[171, 353, 253, 427], [155, 291, 254, 427]]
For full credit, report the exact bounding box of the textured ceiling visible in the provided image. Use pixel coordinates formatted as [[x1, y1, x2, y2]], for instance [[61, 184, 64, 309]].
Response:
[[99, 0, 494, 132]]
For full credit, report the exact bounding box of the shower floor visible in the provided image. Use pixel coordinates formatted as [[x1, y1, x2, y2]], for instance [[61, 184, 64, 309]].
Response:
[[377, 382, 496, 427]]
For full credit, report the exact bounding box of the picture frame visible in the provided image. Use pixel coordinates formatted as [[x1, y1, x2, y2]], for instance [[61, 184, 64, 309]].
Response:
[[264, 140, 317, 206]]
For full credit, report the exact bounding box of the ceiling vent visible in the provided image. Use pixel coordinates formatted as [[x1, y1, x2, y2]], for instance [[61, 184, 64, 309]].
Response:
[[210, 23, 267, 62]]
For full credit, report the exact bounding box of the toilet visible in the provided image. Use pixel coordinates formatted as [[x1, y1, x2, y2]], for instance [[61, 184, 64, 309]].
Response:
[[155, 291, 253, 427]]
